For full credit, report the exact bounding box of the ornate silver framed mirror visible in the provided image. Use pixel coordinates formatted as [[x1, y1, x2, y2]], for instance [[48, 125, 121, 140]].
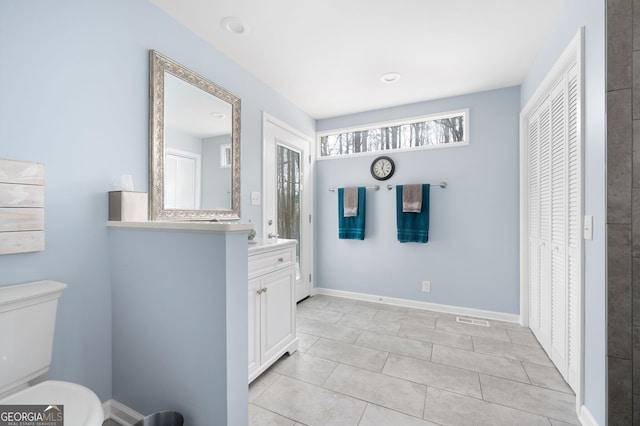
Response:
[[149, 50, 241, 221]]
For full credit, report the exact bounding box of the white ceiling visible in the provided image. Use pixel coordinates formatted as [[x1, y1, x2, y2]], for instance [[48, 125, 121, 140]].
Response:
[[151, 0, 565, 120]]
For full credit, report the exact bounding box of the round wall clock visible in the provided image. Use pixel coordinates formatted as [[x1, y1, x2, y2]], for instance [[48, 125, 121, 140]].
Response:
[[370, 156, 395, 181]]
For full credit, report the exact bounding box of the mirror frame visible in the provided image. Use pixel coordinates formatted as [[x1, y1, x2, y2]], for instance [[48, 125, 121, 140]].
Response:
[[149, 50, 241, 221]]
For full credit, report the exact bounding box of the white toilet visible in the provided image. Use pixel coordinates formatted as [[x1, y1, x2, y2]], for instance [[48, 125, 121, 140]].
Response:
[[0, 280, 104, 425]]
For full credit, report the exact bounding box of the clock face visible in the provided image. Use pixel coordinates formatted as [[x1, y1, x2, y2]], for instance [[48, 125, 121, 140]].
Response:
[[370, 156, 395, 181]]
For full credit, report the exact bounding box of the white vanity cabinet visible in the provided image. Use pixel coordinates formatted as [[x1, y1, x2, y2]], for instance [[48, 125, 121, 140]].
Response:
[[248, 239, 298, 383]]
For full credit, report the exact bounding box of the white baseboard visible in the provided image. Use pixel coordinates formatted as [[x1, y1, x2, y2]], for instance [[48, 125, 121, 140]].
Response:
[[314, 288, 520, 323], [102, 399, 144, 426], [578, 404, 599, 426]]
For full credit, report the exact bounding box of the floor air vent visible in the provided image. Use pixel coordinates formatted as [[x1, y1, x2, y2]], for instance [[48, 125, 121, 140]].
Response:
[[456, 317, 490, 327]]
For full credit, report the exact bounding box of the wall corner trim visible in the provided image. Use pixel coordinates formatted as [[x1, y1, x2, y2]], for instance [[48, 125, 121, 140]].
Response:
[[314, 288, 520, 323]]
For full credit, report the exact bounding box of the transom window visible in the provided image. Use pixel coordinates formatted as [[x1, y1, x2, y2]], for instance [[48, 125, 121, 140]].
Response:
[[318, 109, 468, 158]]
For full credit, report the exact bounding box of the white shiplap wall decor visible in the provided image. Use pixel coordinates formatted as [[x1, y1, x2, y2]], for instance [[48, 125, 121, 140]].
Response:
[[0, 159, 45, 254]]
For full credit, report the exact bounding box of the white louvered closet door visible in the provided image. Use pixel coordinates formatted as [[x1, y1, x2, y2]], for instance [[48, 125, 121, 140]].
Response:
[[531, 96, 553, 352], [527, 62, 581, 393], [550, 77, 567, 373]]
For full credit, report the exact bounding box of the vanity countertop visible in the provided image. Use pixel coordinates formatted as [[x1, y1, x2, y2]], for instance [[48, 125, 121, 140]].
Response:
[[107, 221, 253, 233], [248, 238, 297, 254]]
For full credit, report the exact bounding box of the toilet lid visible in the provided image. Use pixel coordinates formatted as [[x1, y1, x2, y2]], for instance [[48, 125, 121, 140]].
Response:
[[0, 380, 104, 426]]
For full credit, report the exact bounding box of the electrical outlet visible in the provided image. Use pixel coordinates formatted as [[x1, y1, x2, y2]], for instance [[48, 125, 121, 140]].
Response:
[[422, 280, 431, 293], [250, 192, 261, 205]]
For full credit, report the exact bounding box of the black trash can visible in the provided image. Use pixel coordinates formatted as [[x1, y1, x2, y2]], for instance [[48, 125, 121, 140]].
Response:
[[133, 411, 184, 426]]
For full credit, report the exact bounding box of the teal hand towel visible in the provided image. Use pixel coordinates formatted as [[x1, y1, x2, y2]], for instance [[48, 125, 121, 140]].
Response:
[[396, 184, 430, 243], [338, 187, 366, 240]]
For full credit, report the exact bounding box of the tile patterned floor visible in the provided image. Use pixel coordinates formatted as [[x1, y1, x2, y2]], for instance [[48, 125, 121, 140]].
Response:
[[249, 295, 579, 426]]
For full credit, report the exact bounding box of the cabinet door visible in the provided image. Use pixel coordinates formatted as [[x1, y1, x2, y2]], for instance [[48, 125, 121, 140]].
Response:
[[260, 267, 295, 362], [248, 277, 261, 378]]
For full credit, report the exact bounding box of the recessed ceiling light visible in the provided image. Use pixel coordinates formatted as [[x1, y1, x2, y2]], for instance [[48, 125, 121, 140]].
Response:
[[220, 17, 250, 36], [380, 72, 401, 84], [210, 112, 226, 119]]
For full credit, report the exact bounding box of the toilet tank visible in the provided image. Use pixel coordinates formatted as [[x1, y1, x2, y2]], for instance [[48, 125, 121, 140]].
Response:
[[0, 280, 67, 397]]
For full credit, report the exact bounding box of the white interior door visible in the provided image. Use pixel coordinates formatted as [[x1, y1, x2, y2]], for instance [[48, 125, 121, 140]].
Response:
[[263, 115, 313, 302], [165, 149, 201, 209]]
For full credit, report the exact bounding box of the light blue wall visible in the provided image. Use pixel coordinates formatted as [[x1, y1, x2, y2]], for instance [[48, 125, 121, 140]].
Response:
[[165, 129, 202, 156], [0, 0, 313, 405], [316, 87, 520, 314], [110, 228, 248, 424], [520, 0, 606, 423]]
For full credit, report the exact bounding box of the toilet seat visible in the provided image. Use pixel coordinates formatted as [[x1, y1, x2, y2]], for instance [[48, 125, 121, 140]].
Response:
[[0, 380, 104, 426]]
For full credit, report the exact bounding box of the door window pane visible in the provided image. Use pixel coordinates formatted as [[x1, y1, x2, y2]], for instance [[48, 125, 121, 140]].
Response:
[[277, 145, 301, 279]]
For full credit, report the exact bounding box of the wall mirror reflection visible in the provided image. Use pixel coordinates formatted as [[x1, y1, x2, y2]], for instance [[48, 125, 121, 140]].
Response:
[[149, 50, 241, 221]]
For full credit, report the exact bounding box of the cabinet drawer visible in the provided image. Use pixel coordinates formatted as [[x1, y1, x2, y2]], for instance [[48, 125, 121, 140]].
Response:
[[249, 246, 295, 278]]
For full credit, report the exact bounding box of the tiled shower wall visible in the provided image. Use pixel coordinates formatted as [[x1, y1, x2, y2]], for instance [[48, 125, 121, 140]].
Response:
[[608, 0, 636, 423]]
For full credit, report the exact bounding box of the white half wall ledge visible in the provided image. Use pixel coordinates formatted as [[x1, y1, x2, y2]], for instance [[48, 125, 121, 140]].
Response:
[[313, 288, 520, 324]]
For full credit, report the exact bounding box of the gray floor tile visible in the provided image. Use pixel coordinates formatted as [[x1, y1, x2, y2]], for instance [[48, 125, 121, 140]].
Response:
[[298, 295, 333, 309], [486, 319, 535, 332], [480, 374, 580, 424], [355, 330, 432, 360], [249, 404, 296, 426], [295, 331, 319, 353], [324, 364, 427, 418], [297, 318, 362, 343], [249, 371, 283, 402], [405, 307, 444, 319], [382, 353, 482, 398], [549, 419, 579, 426], [270, 352, 337, 385], [359, 403, 438, 426], [435, 317, 511, 342], [431, 344, 530, 383], [424, 387, 551, 426], [506, 328, 541, 347], [297, 304, 344, 323], [398, 322, 473, 351], [323, 300, 378, 318], [253, 375, 367, 426], [336, 313, 401, 335], [365, 300, 409, 313], [472, 336, 554, 366], [523, 361, 574, 394], [374, 310, 438, 328], [252, 295, 577, 425], [307, 337, 388, 372]]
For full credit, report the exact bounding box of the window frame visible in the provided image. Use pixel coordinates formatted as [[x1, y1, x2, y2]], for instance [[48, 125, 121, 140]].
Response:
[[316, 108, 469, 160]]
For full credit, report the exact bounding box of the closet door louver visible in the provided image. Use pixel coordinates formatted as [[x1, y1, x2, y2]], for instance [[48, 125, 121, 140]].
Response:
[[528, 112, 541, 336], [565, 64, 581, 391], [537, 96, 553, 351], [526, 59, 581, 393], [550, 77, 567, 375]]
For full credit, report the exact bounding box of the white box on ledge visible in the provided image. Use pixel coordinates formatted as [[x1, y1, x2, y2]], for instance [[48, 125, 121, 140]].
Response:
[[109, 191, 148, 222]]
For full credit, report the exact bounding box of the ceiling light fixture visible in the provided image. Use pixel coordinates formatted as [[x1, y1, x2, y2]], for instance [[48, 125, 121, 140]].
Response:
[[380, 72, 401, 84], [220, 17, 250, 36]]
